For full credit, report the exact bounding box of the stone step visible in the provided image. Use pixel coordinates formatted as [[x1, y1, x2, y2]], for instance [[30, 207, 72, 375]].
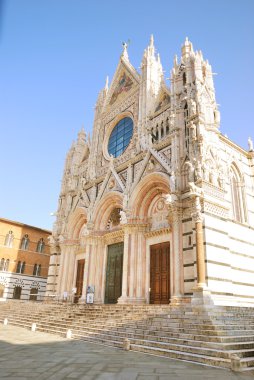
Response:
[[2, 302, 254, 372], [240, 357, 254, 368], [72, 326, 254, 349], [71, 325, 254, 347], [131, 344, 231, 368]]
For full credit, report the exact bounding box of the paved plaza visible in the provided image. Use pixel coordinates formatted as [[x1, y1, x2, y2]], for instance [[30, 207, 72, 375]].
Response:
[[0, 325, 253, 380]]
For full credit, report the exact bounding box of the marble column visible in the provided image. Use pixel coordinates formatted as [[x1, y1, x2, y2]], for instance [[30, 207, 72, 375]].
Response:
[[191, 196, 213, 307], [118, 224, 147, 304], [118, 226, 130, 304], [169, 205, 184, 303]]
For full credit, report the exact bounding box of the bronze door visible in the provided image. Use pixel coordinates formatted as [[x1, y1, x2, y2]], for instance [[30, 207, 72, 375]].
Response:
[[105, 242, 123, 304], [150, 242, 170, 304], [74, 259, 85, 303]]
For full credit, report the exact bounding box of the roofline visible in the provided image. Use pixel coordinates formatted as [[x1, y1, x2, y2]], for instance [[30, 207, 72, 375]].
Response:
[[219, 133, 249, 156], [0, 217, 51, 234]]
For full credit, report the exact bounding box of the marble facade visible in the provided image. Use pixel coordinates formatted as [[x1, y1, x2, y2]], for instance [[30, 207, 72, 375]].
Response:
[[46, 37, 254, 307]]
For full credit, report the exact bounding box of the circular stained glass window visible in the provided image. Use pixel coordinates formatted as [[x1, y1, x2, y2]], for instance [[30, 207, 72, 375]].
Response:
[[108, 117, 133, 158]]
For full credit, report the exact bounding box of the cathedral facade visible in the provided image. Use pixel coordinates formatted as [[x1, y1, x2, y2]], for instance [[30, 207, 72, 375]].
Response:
[[46, 37, 254, 307]]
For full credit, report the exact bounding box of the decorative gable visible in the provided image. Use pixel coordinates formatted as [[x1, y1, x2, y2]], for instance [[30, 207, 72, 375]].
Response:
[[154, 89, 170, 114], [104, 54, 140, 111], [110, 71, 134, 105]]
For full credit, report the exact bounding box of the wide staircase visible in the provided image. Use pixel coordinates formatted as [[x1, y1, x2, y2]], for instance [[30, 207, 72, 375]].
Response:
[[0, 301, 254, 372]]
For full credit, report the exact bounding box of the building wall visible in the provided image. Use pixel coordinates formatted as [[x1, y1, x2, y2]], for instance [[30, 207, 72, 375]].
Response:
[[0, 218, 51, 300]]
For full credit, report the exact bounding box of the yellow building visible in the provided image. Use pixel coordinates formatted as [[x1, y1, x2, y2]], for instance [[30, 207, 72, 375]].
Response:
[[0, 217, 51, 301]]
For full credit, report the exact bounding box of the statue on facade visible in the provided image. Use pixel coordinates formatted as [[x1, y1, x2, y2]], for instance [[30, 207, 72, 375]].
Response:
[[169, 171, 176, 192], [189, 121, 197, 140], [120, 210, 127, 224], [248, 137, 253, 152], [189, 99, 197, 116]]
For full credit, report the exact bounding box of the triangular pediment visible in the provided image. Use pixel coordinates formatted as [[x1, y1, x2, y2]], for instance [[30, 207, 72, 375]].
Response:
[[154, 87, 171, 114], [104, 55, 140, 110], [143, 157, 167, 177]]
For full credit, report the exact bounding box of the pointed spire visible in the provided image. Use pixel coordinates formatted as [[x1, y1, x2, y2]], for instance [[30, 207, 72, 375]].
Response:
[[181, 37, 194, 60], [150, 34, 154, 48], [148, 34, 155, 55], [104, 76, 109, 91], [78, 126, 86, 143], [174, 54, 178, 68]]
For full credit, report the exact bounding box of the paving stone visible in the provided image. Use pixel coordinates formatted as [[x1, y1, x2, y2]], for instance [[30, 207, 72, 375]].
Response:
[[0, 325, 254, 380]]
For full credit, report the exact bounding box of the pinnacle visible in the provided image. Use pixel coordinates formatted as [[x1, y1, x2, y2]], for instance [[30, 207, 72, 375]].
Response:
[[149, 34, 154, 47], [104, 76, 109, 91]]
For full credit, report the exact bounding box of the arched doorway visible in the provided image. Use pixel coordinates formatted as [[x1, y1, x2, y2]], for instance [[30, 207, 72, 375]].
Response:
[[13, 286, 22, 299], [93, 193, 124, 304], [29, 288, 38, 301], [130, 173, 171, 304]]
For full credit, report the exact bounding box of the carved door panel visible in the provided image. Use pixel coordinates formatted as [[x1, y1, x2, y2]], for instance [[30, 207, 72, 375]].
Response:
[[105, 242, 123, 304], [150, 242, 170, 304], [74, 259, 85, 303]]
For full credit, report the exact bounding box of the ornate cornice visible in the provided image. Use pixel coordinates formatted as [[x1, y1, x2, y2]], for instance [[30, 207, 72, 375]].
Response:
[[104, 229, 124, 244], [145, 227, 171, 238]]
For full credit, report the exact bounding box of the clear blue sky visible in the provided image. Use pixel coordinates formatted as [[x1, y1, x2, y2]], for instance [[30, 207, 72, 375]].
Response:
[[0, 0, 253, 230]]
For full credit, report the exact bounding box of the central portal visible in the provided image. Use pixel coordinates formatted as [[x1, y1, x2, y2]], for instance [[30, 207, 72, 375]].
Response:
[[150, 242, 170, 304], [105, 242, 123, 304]]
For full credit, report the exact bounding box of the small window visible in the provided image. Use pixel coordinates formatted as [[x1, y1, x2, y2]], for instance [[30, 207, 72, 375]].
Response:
[[183, 72, 186, 86], [16, 261, 21, 273], [36, 238, 45, 253], [20, 234, 29, 250], [21, 261, 26, 274], [0, 258, 4, 271], [4, 231, 14, 248], [230, 165, 247, 223], [33, 264, 37, 276], [4, 259, 9, 272], [166, 118, 169, 134], [16, 261, 25, 274], [33, 264, 41, 276]]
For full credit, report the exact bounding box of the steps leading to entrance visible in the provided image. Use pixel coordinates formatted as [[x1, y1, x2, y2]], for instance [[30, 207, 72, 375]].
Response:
[[0, 301, 254, 372]]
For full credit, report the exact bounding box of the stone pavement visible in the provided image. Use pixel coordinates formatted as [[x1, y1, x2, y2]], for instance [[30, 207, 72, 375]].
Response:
[[0, 325, 253, 380]]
